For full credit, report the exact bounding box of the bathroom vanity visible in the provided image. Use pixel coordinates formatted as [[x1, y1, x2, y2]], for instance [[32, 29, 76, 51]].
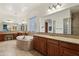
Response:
[[33, 34, 79, 56], [0, 32, 28, 41]]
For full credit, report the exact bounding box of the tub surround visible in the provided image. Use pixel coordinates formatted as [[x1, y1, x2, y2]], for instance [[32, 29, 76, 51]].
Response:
[[16, 35, 33, 41], [16, 36, 33, 50]]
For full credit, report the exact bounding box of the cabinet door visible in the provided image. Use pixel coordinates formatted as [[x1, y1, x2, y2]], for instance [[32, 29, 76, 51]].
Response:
[[60, 41, 79, 56], [39, 37, 47, 55], [47, 39, 59, 56], [33, 36, 40, 51], [13, 34, 17, 39], [47, 43, 59, 56], [60, 47, 79, 56], [0, 34, 5, 41]]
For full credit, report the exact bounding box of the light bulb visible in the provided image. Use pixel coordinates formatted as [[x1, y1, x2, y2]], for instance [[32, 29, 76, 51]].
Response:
[[56, 3, 62, 9], [51, 7, 56, 10], [48, 9, 51, 12]]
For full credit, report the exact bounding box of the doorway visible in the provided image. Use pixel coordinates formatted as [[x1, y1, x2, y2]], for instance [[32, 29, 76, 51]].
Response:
[[45, 22, 48, 33]]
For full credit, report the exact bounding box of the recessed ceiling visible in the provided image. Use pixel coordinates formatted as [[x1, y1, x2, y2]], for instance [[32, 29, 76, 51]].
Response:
[[0, 3, 41, 23], [0, 3, 41, 17], [0, 3, 79, 23]]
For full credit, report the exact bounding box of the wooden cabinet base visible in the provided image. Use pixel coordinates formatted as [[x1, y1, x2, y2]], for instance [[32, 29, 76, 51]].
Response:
[[0, 34, 5, 41], [47, 39, 59, 56], [60, 41, 79, 56], [33, 36, 79, 56], [33, 36, 47, 55]]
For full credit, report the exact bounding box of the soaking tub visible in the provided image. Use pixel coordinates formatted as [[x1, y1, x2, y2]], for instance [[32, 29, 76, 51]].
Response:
[[16, 35, 33, 50]]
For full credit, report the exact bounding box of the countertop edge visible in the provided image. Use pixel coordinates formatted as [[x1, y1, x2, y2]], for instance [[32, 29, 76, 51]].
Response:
[[34, 34, 79, 44]]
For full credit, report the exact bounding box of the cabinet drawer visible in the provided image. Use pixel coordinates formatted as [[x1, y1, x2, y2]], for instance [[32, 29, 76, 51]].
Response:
[[60, 47, 79, 56], [34, 36, 38, 38], [60, 41, 79, 51], [47, 39, 59, 45], [47, 39, 59, 56]]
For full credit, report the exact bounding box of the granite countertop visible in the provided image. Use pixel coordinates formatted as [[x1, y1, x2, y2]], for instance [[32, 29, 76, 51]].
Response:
[[0, 32, 17, 34], [35, 32, 79, 39], [34, 34, 79, 44], [0, 32, 27, 35]]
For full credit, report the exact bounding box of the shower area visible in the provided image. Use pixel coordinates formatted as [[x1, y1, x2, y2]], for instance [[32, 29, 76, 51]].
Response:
[[63, 18, 72, 34]]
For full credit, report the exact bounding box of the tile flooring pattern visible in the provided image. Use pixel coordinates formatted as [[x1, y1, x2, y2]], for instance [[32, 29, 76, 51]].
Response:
[[0, 40, 42, 56]]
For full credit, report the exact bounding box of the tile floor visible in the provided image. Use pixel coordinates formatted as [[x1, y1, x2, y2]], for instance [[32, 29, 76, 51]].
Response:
[[0, 40, 42, 56]]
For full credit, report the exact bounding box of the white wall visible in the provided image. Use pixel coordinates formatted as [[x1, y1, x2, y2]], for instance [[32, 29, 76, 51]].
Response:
[[39, 18, 45, 32], [0, 21, 3, 31], [35, 17, 40, 32], [39, 9, 71, 34]]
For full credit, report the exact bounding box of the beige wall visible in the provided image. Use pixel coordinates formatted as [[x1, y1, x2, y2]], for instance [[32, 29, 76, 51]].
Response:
[[72, 12, 79, 35]]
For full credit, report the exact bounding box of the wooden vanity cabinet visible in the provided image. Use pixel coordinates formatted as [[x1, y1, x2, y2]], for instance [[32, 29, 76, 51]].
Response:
[[39, 37, 47, 55], [33, 36, 39, 51], [60, 41, 79, 56], [13, 33, 18, 39], [33, 36, 79, 56], [33, 36, 47, 55], [0, 34, 5, 41], [47, 39, 60, 56]]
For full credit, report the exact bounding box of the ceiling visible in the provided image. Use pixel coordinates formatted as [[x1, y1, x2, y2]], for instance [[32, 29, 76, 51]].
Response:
[[0, 3, 42, 23], [0, 3, 79, 16], [26, 3, 79, 17], [0, 3, 40, 19], [0, 3, 79, 23], [0, 3, 40, 13]]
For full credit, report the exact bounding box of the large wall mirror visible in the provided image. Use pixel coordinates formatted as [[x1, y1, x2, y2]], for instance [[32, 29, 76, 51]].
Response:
[[21, 24, 27, 31]]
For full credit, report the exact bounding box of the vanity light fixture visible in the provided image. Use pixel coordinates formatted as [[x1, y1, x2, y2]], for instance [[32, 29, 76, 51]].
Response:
[[56, 3, 62, 8], [4, 20, 14, 23], [48, 3, 62, 11]]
